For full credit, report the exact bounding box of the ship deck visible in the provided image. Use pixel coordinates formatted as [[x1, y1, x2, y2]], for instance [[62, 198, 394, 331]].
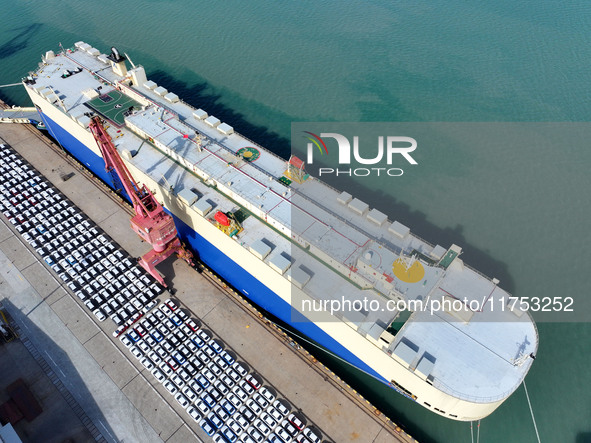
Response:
[[25, 44, 538, 405]]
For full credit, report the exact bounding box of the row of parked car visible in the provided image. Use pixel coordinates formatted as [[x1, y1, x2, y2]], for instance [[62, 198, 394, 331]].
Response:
[[121, 298, 325, 443], [0, 144, 166, 329], [0, 143, 328, 443]]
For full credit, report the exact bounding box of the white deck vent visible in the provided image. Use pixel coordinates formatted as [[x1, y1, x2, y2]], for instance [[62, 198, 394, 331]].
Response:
[[217, 123, 234, 136], [45, 93, 59, 104], [144, 80, 157, 90], [389, 221, 410, 238], [507, 299, 526, 317], [192, 199, 212, 217], [97, 54, 109, 64], [249, 239, 272, 260], [70, 109, 84, 122], [430, 245, 446, 261], [337, 191, 352, 205], [83, 88, 99, 99], [87, 47, 100, 56], [164, 92, 179, 103], [74, 41, 86, 49], [415, 355, 435, 380], [348, 198, 369, 216], [204, 116, 221, 128], [392, 340, 418, 368], [153, 86, 168, 97], [177, 188, 199, 206], [129, 69, 146, 88], [193, 109, 208, 120], [269, 254, 291, 275], [77, 115, 91, 128], [367, 208, 387, 226], [287, 266, 311, 289]]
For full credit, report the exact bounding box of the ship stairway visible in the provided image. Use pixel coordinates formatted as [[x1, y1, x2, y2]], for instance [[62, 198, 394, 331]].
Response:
[[0, 107, 40, 124]]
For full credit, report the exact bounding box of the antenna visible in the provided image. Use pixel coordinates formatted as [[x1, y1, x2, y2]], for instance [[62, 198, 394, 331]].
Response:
[[397, 250, 416, 272], [194, 133, 203, 152], [124, 53, 137, 69]]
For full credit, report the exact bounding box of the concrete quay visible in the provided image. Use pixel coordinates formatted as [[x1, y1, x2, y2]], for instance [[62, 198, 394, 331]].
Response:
[[0, 119, 417, 443]]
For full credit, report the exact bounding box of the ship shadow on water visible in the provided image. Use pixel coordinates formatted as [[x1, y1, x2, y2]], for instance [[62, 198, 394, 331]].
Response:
[[0, 23, 43, 60]]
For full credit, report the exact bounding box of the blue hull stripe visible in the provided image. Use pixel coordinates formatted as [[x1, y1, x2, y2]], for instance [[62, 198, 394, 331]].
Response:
[[37, 110, 390, 385]]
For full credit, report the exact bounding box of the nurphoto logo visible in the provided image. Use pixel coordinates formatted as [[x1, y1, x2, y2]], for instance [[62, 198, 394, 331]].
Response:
[[303, 131, 418, 177]]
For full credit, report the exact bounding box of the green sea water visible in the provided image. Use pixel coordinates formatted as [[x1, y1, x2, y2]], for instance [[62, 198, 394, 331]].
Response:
[[1, 1, 590, 442]]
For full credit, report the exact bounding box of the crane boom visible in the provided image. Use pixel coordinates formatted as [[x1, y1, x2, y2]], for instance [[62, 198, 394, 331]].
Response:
[[89, 116, 194, 287]]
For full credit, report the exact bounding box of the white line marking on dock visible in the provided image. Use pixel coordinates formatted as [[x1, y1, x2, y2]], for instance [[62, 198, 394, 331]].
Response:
[[44, 350, 66, 378], [98, 419, 116, 442]]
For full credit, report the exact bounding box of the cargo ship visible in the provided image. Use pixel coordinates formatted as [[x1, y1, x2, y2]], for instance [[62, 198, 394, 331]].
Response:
[[22, 42, 538, 421]]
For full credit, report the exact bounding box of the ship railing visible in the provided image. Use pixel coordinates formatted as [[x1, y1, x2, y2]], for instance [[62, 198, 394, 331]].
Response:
[[175, 97, 290, 177], [176, 98, 287, 162], [303, 177, 436, 248], [460, 261, 502, 286], [461, 260, 541, 335], [429, 364, 533, 404], [428, 307, 538, 404], [524, 309, 539, 350]]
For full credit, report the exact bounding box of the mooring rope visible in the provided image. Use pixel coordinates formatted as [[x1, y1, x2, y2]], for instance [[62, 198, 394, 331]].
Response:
[[523, 380, 541, 443]]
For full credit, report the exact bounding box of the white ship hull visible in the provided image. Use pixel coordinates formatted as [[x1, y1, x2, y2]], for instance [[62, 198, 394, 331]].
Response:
[[23, 43, 537, 421]]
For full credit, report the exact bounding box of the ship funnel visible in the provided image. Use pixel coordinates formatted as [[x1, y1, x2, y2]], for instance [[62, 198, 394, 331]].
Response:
[[107, 46, 127, 77], [110, 47, 124, 62]]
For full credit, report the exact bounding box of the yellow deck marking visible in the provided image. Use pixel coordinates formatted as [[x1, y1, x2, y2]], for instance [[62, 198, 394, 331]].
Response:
[[392, 258, 425, 283]]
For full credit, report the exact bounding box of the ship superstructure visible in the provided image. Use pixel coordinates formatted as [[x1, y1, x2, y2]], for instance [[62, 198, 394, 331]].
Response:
[[22, 43, 538, 421]]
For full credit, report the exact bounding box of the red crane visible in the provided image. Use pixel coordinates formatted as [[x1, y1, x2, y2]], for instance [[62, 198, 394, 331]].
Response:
[[89, 116, 194, 288]]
